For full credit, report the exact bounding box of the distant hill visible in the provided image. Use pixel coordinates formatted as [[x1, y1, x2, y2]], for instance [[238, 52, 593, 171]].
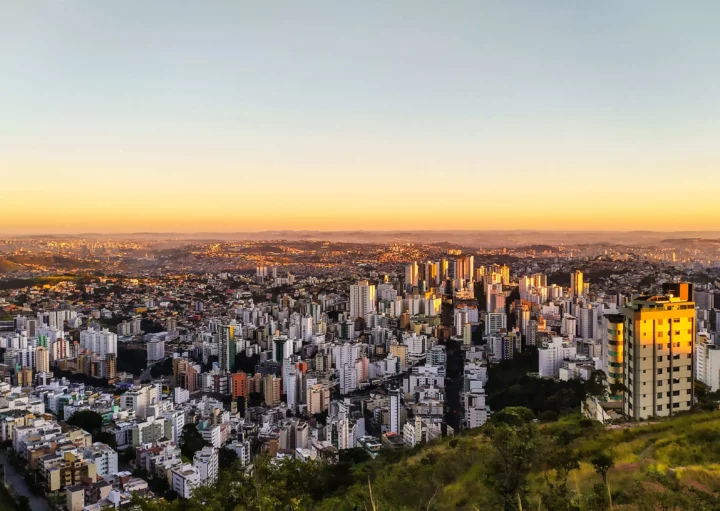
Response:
[[13, 230, 720, 247], [0, 259, 24, 273]]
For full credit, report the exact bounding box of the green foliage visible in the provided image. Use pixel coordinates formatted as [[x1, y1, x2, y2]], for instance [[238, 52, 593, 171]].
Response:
[[218, 447, 238, 469], [180, 424, 208, 460], [129, 411, 720, 511], [150, 357, 173, 378], [591, 452, 614, 484], [492, 406, 535, 426], [486, 348, 589, 417], [67, 410, 103, 437]]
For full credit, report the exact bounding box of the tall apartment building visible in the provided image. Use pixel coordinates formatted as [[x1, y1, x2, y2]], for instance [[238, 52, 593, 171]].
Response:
[[570, 270, 584, 297], [604, 314, 624, 401], [35, 346, 50, 374], [696, 332, 720, 392], [218, 325, 236, 373], [80, 328, 117, 359], [231, 372, 248, 400], [485, 312, 507, 336], [623, 286, 695, 420], [349, 280, 376, 320]]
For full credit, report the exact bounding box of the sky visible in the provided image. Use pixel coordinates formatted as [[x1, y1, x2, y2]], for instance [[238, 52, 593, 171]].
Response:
[[2, 1, 720, 234]]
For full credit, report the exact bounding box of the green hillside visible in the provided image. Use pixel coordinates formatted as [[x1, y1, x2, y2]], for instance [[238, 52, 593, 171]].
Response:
[[132, 409, 720, 511]]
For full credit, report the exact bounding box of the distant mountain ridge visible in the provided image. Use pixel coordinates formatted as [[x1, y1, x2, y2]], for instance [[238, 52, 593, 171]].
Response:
[[6, 230, 720, 247]]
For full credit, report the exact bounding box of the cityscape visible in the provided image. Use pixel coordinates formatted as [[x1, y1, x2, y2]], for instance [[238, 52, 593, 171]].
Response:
[[1, 235, 720, 509], [3, 2, 720, 511]]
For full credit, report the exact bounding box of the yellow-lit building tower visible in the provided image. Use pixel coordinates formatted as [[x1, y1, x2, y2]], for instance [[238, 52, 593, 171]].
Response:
[[622, 284, 695, 420], [570, 270, 584, 297]]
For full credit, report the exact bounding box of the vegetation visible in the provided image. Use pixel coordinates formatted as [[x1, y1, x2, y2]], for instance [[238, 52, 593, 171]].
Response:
[[485, 348, 587, 419], [179, 424, 208, 460], [130, 409, 720, 510], [0, 275, 82, 290]]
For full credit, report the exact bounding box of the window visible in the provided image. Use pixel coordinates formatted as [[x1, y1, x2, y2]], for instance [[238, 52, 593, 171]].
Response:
[[673, 367, 680, 372], [658, 356, 663, 362], [658, 380, 663, 386], [658, 332, 664, 338], [673, 403, 680, 408], [657, 405, 663, 411], [673, 390, 680, 396], [657, 392, 662, 399], [687, 390, 692, 395], [657, 368, 663, 374]]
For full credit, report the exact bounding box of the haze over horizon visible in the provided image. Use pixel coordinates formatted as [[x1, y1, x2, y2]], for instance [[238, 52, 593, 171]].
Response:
[[3, 1, 720, 234]]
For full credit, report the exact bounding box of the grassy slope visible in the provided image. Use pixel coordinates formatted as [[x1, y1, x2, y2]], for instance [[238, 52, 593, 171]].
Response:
[[320, 412, 720, 510]]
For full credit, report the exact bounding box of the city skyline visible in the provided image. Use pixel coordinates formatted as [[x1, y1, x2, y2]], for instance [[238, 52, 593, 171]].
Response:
[[4, 1, 720, 233]]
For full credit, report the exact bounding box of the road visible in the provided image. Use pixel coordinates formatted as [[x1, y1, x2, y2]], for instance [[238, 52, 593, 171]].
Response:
[[0, 452, 51, 511], [135, 356, 171, 382]]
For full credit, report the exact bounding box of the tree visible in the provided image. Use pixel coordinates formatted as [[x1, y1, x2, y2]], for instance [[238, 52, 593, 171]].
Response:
[[591, 452, 615, 484], [16, 496, 31, 511], [95, 431, 117, 449], [218, 447, 238, 469], [482, 421, 538, 510], [587, 370, 608, 399], [67, 410, 103, 438], [492, 406, 535, 427], [180, 424, 208, 460], [121, 446, 136, 466]]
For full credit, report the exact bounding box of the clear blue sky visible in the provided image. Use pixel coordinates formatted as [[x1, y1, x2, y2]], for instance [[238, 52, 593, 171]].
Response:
[[2, 1, 719, 233]]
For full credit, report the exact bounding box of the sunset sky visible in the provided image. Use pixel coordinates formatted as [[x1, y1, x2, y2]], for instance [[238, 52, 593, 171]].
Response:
[[2, 1, 720, 234]]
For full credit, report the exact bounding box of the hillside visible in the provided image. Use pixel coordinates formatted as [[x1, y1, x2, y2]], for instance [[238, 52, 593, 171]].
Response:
[[132, 409, 720, 511]]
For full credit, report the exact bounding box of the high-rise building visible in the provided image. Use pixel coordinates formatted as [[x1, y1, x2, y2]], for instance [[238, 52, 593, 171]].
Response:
[[263, 375, 281, 406], [485, 313, 507, 336], [695, 333, 720, 392], [80, 328, 117, 359], [389, 389, 401, 434], [623, 288, 695, 420], [604, 314, 624, 401], [349, 280, 376, 320], [405, 263, 419, 290], [35, 346, 50, 373], [218, 325, 236, 373], [570, 270, 584, 297], [231, 372, 248, 400]]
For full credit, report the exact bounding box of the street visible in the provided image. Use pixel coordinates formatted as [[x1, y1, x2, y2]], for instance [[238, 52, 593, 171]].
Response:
[[0, 453, 51, 511]]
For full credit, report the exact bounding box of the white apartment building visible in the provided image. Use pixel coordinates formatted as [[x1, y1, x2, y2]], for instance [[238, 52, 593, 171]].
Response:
[[83, 442, 119, 477], [147, 338, 165, 363], [349, 281, 376, 320], [696, 333, 720, 391], [538, 337, 577, 378], [389, 390, 401, 434], [193, 446, 219, 486], [172, 464, 201, 499], [485, 313, 507, 336], [80, 328, 117, 359], [464, 389, 488, 429]]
